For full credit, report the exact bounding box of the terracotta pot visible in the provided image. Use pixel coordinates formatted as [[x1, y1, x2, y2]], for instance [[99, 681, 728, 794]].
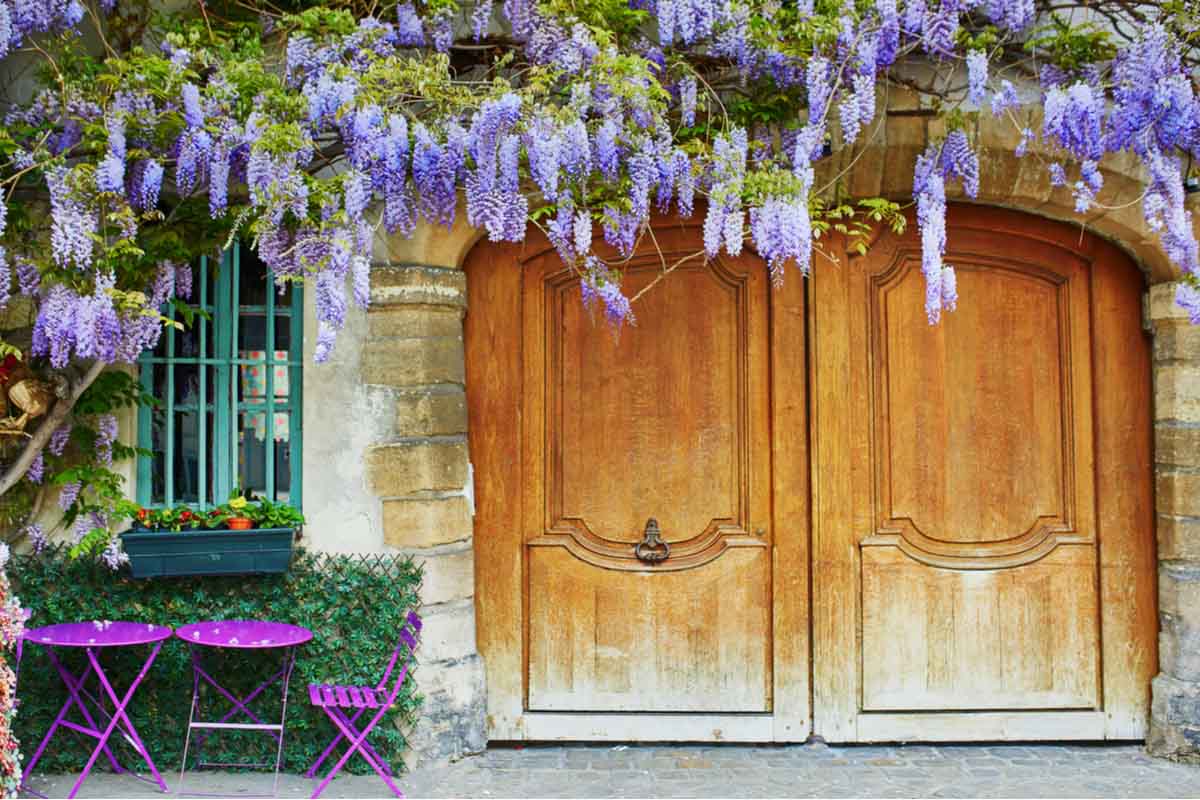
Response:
[[227, 517, 253, 531]]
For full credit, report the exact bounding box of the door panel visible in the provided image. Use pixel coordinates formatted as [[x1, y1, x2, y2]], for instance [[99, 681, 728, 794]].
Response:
[[528, 547, 770, 711], [524, 250, 772, 713], [811, 206, 1154, 741], [861, 546, 1098, 711], [469, 219, 810, 739]]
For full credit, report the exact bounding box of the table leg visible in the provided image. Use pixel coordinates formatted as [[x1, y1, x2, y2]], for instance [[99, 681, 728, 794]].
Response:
[[68, 643, 168, 798], [271, 646, 298, 797], [20, 649, 124, 787], [179, 644, 300, 798], [177, 648, 201, 797]]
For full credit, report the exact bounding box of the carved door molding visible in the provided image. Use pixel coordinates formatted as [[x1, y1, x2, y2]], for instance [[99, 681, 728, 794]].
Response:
[[527, 253, 766, 573]]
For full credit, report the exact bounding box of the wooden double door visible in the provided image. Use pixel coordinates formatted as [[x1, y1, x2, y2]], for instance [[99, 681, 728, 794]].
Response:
[[466, 206, 1156, 743]]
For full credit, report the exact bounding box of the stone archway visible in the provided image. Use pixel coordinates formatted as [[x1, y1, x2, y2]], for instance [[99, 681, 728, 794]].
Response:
[[360, 97, 1200, 762]]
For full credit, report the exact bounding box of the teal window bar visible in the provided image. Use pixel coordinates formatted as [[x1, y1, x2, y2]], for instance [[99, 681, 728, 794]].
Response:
[[137, 244, 304, 510]]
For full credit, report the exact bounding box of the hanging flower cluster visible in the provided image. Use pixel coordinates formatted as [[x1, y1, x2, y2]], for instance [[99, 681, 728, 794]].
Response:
[[0, 0, 1194, 539], [0, 0, 1197, 370]]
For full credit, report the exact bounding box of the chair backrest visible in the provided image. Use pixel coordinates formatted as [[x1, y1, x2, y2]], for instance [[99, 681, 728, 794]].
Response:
[[376, 610, 422, 700]]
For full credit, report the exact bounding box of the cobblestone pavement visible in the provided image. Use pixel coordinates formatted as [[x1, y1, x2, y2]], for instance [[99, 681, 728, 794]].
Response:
[[22, 743, 1200, 798]]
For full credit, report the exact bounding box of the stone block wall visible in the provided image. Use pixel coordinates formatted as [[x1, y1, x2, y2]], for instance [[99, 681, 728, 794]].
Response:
[[360, 263, 486, 766], [1149, 281, 1200, 761]]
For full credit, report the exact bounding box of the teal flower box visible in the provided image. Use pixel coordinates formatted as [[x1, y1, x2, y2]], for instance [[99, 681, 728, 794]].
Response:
[[119, 527, 299, 578]]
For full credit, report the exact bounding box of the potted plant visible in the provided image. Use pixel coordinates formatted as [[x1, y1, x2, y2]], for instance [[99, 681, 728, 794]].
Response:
[[219, 495, 254, 530], [118, 494, 304, 579]]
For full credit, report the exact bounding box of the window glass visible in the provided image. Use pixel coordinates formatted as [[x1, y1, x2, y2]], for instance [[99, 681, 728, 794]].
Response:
[[137, 247, 303, 509]]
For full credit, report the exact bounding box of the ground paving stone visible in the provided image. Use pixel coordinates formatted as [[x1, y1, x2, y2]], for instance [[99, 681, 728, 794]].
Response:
[[20, 742, 1200, 798]]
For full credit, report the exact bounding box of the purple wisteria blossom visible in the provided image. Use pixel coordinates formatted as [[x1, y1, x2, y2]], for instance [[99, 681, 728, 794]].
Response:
[[679, 75, 697, 128], [991, 80, 1019, 116], [1073, 160, 1103, 213], [47, 167, 96, 270], [580, 257, 634, 328], [914, 144, 950, 323], [96, 414, 118, 466], [25, 524, 47, 554], [58, 481, 81, 510], [1043, 82, 1105, 161], [133, 160, 164, 211], [1178, 284, 1200, 324], [750, 196, 812, 281], [0, 249, 8, 310], [49, 424, 71, 457], [27, 452, 43, 485], [16, 259, 39, 296], [966, 50, 987, 106], [1144, 148, 1200, 275], [101, 539, 129, 569]]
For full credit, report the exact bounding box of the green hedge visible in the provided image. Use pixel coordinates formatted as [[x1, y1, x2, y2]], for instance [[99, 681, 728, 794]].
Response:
[[8, 549, 423, 776]]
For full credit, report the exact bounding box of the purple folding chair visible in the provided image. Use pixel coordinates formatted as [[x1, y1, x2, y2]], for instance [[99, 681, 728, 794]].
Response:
[[305, 610, 422, 799]]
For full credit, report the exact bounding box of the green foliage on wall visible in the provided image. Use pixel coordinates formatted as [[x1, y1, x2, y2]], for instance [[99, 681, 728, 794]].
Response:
[[8, 550, 423, 776]]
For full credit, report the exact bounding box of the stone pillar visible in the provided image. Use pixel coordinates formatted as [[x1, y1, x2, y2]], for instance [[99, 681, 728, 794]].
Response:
[[362, 264, 486, 765], [1148, 281, 1200, 761]]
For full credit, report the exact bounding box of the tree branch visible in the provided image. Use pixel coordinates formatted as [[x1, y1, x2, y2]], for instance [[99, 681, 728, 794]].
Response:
[[0, 360, 106, 497]]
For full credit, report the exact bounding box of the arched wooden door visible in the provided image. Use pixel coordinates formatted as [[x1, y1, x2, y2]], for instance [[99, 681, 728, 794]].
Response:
[[468, 206, 1155, 742], [809, 206, 1156, 741], [467, 220, 811, 742]]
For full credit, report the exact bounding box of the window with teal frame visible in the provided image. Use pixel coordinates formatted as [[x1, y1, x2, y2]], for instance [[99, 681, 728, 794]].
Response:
[[137, 243, 304, 509]]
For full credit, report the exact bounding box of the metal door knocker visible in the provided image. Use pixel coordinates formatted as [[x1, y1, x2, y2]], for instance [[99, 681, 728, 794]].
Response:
[[634, 518, 670, 563]]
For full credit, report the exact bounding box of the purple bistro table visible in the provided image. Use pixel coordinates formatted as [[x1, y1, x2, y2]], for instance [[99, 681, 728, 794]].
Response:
[[20, 621, 173, 799], [175, 620, 312, 797]]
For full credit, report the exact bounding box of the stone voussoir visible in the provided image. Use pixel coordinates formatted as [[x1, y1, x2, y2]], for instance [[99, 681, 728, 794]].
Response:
[[366, 438, 468, 498]]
